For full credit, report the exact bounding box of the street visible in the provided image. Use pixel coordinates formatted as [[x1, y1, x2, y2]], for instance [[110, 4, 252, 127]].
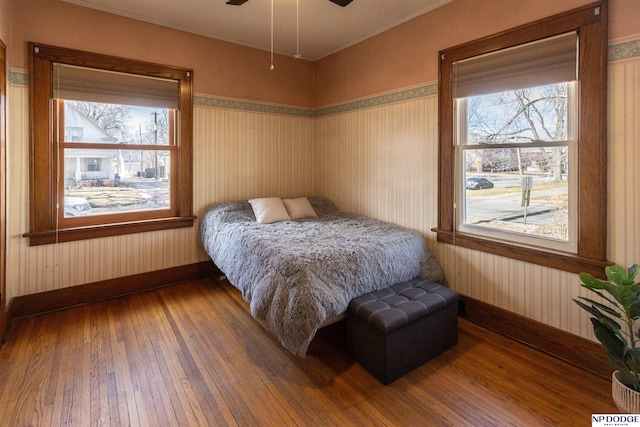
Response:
[[465, 173, 567, 228]]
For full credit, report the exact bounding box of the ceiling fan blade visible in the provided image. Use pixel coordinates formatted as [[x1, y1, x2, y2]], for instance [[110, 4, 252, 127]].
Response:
[[226, 0, 249, 5], [328, 0, 353, 6]]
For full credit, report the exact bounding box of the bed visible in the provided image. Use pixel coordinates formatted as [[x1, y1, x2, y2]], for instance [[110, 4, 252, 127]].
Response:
[[199, 196, 443, 356]]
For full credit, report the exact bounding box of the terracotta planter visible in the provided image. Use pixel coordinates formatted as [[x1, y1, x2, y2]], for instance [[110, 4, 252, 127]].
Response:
[[612, 371, 640, 413]]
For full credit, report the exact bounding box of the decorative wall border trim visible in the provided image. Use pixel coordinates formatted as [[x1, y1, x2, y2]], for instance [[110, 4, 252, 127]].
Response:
[[8, 68, 27, 86], [8, 36, 640, 117], [609, 38, 640, 62], [314, 83, 438, 117], [194, 95, 314, 118]]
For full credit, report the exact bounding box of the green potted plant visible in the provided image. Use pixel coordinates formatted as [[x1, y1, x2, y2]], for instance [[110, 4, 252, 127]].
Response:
[[574, 263, 640, 413]]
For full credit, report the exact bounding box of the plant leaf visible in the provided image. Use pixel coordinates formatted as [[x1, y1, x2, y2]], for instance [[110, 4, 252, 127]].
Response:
[[614, 283, 639, 308], [606, 265, 634, 286], [624, 347, 640, 359], [630, 298, 640, 319], [578, 296, 622, 319], [592, 318, 626, 359], [580, 272, 607, 289], [615, 363, 637, 389], [578, 285, 621, 309], [574, 299, 623, 332]]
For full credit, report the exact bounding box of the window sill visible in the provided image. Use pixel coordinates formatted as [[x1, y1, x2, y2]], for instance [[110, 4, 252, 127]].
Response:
[[25, 216, 196, 246], [432, 228, 611, 279]]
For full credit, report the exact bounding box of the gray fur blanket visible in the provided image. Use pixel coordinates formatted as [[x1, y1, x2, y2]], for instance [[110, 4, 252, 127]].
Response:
[[199, 196, 443, 356]]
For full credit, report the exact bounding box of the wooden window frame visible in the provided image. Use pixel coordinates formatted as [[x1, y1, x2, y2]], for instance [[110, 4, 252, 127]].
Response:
[[27, 43, 195, 246], [433, 1, 610, 277]]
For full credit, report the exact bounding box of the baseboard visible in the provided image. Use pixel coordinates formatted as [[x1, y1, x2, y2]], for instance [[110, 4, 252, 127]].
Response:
[[461, 295, 611, 380], [6, 261, 219, 327]]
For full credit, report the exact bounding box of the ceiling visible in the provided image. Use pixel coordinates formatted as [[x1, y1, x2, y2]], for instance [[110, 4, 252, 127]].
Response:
[[61, 0, 453, 61]]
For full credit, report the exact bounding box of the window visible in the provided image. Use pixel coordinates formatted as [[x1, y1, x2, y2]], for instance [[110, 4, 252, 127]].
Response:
[[434, 2, 610, 276], [85, 158, 101, 172], [456, 33, 578, 253], [27, 43, 194, 245]]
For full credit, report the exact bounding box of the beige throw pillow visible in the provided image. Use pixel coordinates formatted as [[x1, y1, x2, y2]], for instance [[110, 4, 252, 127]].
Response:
[[282, 197, 318, 220], [248, 197, 291, 224]]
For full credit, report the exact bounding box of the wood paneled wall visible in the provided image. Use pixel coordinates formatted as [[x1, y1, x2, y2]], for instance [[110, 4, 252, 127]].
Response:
[[193, 106, 316, 213], [315, 97, 439, 234], [608, 52, 640, 264]]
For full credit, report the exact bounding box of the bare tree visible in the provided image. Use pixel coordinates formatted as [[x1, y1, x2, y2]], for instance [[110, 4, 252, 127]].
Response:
[[140, 110, 169, 145], [67, 101, 133, 141], [467, 84, 568, 181]]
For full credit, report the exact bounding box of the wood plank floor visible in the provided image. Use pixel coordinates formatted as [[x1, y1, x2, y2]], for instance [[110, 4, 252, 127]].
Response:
[[0, 277, 617, 426]]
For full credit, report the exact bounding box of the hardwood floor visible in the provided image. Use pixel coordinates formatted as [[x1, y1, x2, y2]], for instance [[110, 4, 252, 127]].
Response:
[[0, 277, 617, 426]]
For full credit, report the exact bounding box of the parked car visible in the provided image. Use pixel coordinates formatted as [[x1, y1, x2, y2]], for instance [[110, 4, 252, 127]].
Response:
[[466, 177, 494, 190], [64, 196, 92, 217]]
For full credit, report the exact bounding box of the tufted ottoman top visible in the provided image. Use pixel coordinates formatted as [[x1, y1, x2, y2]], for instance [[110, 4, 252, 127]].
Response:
[[348, 277, 460, 334]]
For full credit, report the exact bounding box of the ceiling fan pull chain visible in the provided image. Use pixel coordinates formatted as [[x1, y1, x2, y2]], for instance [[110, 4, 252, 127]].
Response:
[[270, 0, 275, 70], [294, 0, 302, 59]]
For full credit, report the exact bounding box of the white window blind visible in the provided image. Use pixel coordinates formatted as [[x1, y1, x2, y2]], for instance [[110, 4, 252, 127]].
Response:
[[453, 32, 578, 98], [53, 63, 179, 109]]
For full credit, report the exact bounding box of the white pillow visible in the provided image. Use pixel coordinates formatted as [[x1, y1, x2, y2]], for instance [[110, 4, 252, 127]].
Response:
[[282, 197, 318, 220], [248, 197, 291, 224]]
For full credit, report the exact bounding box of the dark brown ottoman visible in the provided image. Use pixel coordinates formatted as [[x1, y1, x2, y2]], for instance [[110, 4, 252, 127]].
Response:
[[347, 277, 460, 384]]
